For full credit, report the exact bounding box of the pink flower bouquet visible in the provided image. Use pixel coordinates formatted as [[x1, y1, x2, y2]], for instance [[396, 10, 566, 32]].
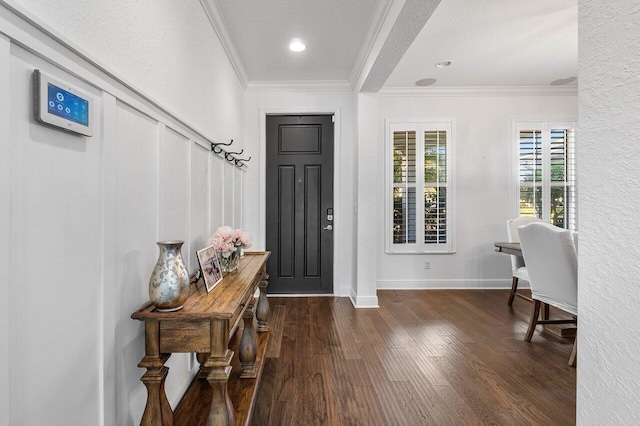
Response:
[[208, 226, 252, 272]]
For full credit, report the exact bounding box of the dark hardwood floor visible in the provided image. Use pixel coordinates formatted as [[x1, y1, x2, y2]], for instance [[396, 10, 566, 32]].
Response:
[[175, 290, 576, 425], [251, 290, 576, 425]]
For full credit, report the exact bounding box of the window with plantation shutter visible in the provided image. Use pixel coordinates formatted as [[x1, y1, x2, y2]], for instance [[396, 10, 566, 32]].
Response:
[[516, 121, 577, 230], [387, 121, 455, 253]]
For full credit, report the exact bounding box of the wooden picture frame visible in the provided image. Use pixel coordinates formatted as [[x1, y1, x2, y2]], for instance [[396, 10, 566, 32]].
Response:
[[197, 245, 223, 293]]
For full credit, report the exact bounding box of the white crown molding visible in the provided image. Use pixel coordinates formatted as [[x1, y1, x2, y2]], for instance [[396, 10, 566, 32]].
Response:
[[200, 0, 249, 90], [246, 80, 352, 92], [348, 0, 398, 90], [379, 86, 579, 97]]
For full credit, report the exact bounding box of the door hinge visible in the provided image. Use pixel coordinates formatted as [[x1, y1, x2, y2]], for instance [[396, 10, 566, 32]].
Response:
[[331, 115, 335, 123]]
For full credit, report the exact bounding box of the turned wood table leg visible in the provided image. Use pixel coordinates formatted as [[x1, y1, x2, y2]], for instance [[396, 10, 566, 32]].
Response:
[[196, 352, 210, 379], [138, 321, 174, 426], [239, 298, 257, 378], [256, 272, 270, 333], [204, 320, 235, 426]]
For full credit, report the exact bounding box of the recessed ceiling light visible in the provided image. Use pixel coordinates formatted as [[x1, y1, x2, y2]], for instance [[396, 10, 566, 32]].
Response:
[[415, 78, 437, 87], [550, 77, 577, 86], [289, 39, 306, 52], [435, 61, 452, 68]]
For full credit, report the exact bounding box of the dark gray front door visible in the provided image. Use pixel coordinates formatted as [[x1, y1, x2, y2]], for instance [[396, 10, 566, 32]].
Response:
[[266, 115, 334, 294]]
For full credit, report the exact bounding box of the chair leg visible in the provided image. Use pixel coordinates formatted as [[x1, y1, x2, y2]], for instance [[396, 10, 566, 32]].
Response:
[[507, 276, 518, 305], [542, 303, 550, 320], [525, 300, 541, 341], [569, 333, 577, 367]]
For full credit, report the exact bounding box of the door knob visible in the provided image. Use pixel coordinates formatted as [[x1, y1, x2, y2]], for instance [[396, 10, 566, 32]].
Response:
[[322, 225, 333, 231]]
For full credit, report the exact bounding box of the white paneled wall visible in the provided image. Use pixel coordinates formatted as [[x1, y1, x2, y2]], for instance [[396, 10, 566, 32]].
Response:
[[112, 100, 161, 423], [0, 34, 11, 426], [160, 127, 190, 243], [7, 45, 104, 424], [190, 142, 212, 271], [224, 159, 235, 226], [1, 9, 246, 426]]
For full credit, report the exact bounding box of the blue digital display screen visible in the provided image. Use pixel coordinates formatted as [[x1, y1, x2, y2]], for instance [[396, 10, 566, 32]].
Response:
[[47, 82, 89, 126]]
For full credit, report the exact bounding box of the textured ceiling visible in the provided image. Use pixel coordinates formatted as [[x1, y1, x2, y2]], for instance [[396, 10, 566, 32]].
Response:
[[214, 0, 378, 82], [212, 0, 578, 88], [385, 0, 578, 87]]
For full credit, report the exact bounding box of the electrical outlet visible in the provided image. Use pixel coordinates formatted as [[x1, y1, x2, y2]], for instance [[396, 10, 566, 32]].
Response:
[[424, 260, 431, 269]]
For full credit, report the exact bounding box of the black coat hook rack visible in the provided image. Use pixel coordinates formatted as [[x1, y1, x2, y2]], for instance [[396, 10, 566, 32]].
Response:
[[225, 149, 243, 161], [235, 155, 252, 167], [209, 139, 249, 170], [211, 139, 234, 154]]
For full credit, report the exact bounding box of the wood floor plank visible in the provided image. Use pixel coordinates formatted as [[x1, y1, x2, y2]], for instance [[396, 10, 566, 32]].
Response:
[[375, 381, 436, 425], [331, 301, 367, 360], [293, 354, 329, 426], [316, 355, 346, 425], [272, 322, 297, 402], [265, 304, 286, 357], [433, 385, 483, 425], [249, 357, 277, 425]]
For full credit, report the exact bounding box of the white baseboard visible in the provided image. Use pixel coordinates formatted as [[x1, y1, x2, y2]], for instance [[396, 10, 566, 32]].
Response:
[[168, 363, 199, 409], [355, 295, 379, 308], [376, 278, 524, 290], [266, 293, 336, 297]]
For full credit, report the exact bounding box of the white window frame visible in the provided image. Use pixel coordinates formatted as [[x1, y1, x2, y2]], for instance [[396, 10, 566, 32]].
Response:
[[513, 119, 577, 230], [385, 119, 456, 254]]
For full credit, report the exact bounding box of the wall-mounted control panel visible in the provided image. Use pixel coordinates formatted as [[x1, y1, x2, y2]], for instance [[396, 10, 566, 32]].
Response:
[[33, 69, 94, 136]]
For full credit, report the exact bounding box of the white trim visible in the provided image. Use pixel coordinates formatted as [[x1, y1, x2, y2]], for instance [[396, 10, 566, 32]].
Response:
[[0, 33, 11, 426], [259, 109, 343, 296], [169, 364, 200, 408], [512, 119, 578, 227], [510, 117, 578, 219], [199, 0, 249, 89], [350, 285, 379, 308], [100, 92, 118, 426], [348, 0, 396, 88], [377, 279, 518, 290], [384, 118, 456, 254], [266, 294, 338, 298], [379, 86, 578, 97], [247, 80, 351, 92], [354, 295, 380, 308], [353, 0, 406, 92], [349, 287, 358, 307]]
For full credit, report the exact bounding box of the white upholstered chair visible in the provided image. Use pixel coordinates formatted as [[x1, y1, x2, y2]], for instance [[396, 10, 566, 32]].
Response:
[[518, 222, 578, 367], [506, 216, 546, 305]]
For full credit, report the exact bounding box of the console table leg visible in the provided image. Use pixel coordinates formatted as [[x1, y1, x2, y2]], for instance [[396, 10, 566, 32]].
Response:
[[140, 363, 173, 426], [257, 273, 270, 333], [196, 352, 210, 379], [204, 320, 235, 426], [239, 298, 257, 378], [138, 320, 173, 426]]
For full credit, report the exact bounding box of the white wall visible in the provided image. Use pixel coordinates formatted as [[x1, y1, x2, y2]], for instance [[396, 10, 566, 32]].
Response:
[[0, 1, 245, 425], [243, 90, 357, 297], [355, 92, 380, 307], [375, 91, 578, 289], [6, 43, 104, 426], [9, 0, 243, 144], [577, 0, 640, 423]]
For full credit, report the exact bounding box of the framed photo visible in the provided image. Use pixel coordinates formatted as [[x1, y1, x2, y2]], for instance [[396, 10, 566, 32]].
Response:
[[196, 245, 223, 293]]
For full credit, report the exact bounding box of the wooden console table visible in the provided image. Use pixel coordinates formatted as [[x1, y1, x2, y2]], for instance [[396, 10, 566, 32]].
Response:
[[131, 251, 270, 426]]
